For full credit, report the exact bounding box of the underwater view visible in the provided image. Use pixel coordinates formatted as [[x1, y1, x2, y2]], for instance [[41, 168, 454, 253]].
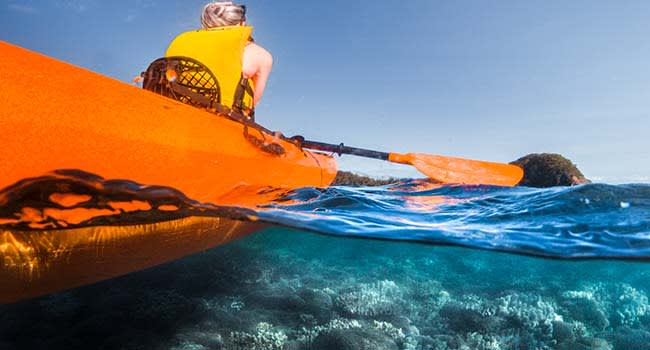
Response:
[[3, 1, 650, 349], [2, 179, 650, 350]]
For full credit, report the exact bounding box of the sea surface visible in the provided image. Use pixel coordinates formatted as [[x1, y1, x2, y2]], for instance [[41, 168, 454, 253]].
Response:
[[2, 174, 650, 350]]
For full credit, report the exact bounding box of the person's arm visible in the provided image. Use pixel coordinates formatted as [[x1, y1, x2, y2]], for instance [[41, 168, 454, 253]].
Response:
[[243, 43, 273, 106]]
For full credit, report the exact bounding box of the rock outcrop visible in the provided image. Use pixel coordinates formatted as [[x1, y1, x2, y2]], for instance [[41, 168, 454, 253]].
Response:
[[332, 171, 401, 187], [510, 153, 589, 187]]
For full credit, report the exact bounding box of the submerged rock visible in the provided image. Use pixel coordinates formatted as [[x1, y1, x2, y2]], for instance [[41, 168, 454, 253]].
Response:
[[612, 327, 650, 350], [551, 320, 575, 344], [511, 153, 590, 187], [439, 303, 496, 333], [299, 289, 334, 321], [245, 285, 306, 312], [311, 328, 398, 350], [558, 336, 611, 350], [563, 297, 609, 331]]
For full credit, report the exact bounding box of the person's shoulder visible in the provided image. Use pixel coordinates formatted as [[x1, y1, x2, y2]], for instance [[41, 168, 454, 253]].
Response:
[[246, 42, 273, 62]]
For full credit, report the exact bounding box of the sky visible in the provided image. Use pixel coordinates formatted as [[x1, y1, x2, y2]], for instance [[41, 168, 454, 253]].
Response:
[[2, 0, 650, 182]]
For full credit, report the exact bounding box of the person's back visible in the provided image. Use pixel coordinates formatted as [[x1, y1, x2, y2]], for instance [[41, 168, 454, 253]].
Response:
[[201, 2, 272, 107]]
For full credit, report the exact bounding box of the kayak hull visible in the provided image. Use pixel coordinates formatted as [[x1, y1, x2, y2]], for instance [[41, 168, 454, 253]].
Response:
[[0, 217, 266, 303], [0, 41, 336, 302]]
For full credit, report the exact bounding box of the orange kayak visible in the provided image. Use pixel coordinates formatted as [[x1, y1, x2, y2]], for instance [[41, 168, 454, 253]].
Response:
[[0, 41, 337, 302]]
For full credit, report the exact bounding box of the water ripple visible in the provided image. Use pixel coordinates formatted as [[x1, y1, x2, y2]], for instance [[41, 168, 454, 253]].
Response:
[[259, 182, 650, 259], [2, 171, 650, 259]]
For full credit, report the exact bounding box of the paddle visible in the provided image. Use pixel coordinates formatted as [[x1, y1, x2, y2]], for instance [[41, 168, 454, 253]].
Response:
[[206, 109, 523, 186], [300, 140, 524, 187]]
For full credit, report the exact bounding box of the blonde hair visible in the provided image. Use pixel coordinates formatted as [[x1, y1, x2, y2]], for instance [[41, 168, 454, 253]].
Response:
[[201, 2, 246, 29]]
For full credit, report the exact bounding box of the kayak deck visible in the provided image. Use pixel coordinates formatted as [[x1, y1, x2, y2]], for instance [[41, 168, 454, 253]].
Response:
[[0, 41, 337, 206]]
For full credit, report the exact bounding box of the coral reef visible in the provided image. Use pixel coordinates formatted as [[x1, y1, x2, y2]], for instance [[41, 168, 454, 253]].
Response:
[[0, 228, 648, 350], [229, 322, 288, 350], [336, 280, 403, 317], [311, 328, 398, 350]]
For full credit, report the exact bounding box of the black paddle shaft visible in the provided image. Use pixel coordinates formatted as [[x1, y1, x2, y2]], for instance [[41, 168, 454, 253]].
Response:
[[301, 140, 389, 161], [211, 109, 390, 161]]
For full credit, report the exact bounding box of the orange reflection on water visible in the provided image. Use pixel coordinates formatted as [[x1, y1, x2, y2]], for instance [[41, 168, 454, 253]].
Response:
[[402, 195, 458, 212], [215, 185, 298, 208], [388, 182, 464, 212], [158, 204, 179, 211], [5, 196, 166, 229], [108, 200, 152, 212], [42, 207, 119, 225], [49, 193, 91, 207], [0, 218, 20, 225]]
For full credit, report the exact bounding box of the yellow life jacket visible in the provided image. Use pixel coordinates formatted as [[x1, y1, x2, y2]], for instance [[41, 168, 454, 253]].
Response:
[[165, 25, 254, 114]]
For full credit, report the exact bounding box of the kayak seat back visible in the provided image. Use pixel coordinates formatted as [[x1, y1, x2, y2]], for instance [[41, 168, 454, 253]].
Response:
[[142, 26, 255, 119], [142, 56, 221, 110]]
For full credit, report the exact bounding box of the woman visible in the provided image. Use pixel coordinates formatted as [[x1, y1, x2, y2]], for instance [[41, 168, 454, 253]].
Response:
[[201, 1, 273, 107]]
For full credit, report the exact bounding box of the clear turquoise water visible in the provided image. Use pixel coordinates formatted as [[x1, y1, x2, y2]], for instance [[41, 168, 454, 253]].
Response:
[[2, 175, 650, 349]]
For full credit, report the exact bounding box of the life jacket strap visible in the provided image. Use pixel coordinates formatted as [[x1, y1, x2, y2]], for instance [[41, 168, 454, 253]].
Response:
[[232, 75, 255, 120]]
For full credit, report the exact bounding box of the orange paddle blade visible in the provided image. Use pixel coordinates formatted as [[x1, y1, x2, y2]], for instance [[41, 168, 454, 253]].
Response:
[[389, 153, 524, 186]]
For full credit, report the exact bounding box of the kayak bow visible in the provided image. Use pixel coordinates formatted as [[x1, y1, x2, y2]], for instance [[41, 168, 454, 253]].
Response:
[[0, 41, 336, 302]]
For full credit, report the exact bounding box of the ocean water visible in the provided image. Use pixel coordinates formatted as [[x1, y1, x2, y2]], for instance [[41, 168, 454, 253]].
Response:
[[2, 175, 650, 349], [260, 181, 650, 259]]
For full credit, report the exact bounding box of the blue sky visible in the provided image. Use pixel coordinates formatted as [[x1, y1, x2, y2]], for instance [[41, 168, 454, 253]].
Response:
[[2, 0, 649, 182]]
